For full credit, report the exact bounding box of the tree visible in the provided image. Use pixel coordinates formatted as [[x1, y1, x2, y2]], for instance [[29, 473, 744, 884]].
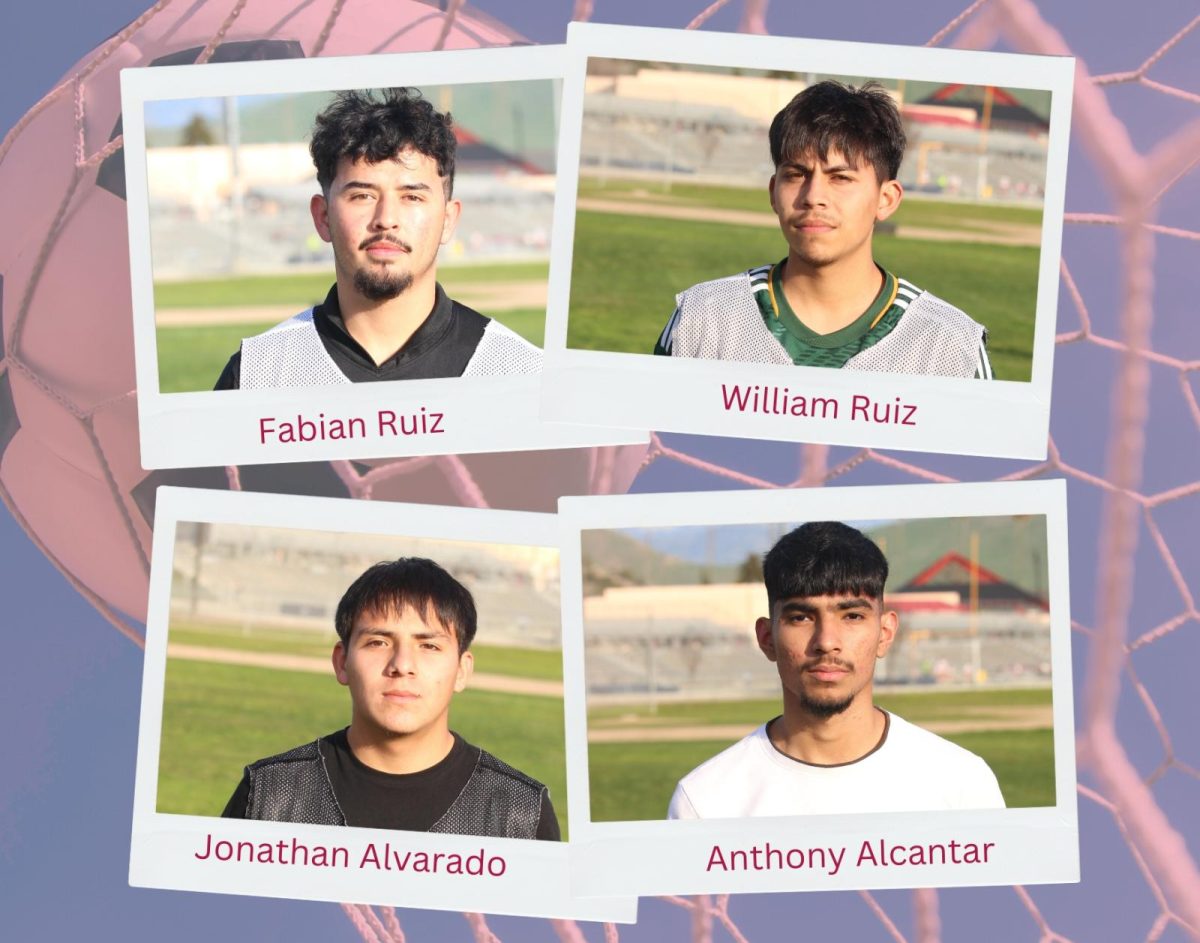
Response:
[[181, 113, 216, 147], [736, 552, 763, 583]]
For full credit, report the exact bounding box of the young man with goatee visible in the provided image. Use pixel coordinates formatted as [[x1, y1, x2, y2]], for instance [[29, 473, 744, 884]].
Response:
[[223, 558, 560, 840], [668, 522, 1004, 819], [656, 81, 993, 379], [215, 87, 540, 389]]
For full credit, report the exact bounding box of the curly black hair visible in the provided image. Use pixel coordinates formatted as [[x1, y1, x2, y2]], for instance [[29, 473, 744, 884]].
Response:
[[310, 87, 456, 197]]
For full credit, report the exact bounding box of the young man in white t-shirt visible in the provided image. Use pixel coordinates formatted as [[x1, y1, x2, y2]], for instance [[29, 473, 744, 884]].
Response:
[[668, 522, 1005, 820]]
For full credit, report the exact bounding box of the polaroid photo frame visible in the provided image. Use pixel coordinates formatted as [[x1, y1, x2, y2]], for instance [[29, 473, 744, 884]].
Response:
[[542, 23, 1075, 460], [131, 486, 636, 921], [121, 45, 647, 469], [558, 479, 1077, 897]]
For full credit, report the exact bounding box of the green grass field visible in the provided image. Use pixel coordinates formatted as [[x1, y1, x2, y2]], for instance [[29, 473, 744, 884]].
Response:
[[158, 659, 569, 838], [578, 178, 1045, 230], [590, 686, 1052, 727], [154, 261, 549, 393], [567, 186, 1040, 381], [154, 262, 550, 308], [169, 621, 563, 681], [588, 687, 1055, 821]]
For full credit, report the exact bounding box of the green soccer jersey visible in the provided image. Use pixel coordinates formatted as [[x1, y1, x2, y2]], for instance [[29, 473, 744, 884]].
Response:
[[656, 260, 993, 379], [755, 260, 911, 368]]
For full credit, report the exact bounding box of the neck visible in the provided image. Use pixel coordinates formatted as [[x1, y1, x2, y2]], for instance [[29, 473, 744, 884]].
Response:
[[778, 252, 884, 335], [345, 721, 454, 775], [769, 693, 885, 766], [336, 277, 438, 366]]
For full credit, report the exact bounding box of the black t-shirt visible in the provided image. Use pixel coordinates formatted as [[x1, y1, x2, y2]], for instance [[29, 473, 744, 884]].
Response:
[[222, 729, 560, 841], [214, 284, 491, 389]]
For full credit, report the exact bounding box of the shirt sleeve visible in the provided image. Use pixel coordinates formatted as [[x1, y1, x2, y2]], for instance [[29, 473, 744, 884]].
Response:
[[535, 791, 562, 841], [667, 782, 699, 819], [213, 350, 242, 390], [653, 306, 682, 356], [221, 770, 251, 818]]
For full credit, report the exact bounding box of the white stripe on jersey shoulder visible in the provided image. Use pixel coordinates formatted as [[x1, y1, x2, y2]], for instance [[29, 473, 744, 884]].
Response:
[[659, 305, 681, 352], [977, 337, 994, 379], [896, 277, 922, 296], [747, 264, 772, 277]]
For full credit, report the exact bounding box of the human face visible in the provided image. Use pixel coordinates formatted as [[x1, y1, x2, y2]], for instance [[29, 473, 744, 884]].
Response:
[[755, 594, 897, 719], [332, 605, 472, 743], [768, 149, 901, 271], [310, 149, 461, 303]]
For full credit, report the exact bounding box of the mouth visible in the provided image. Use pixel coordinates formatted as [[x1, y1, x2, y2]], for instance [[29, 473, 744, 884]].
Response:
[[791, 219, 836, 233], [383, 690, 420, 701], [362, 238, 411, 257], [806, 662, 851, 681]]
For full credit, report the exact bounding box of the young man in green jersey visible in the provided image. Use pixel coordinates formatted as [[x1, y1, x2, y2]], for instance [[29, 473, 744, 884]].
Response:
[[655, 81, 993, 379]]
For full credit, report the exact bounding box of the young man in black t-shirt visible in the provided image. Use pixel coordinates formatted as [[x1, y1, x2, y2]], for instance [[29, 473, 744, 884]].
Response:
[[222, 558, 559, 841], [213, 88, 540, 390]]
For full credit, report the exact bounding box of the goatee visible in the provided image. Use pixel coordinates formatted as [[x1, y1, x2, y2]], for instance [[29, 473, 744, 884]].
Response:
[[355, 267, 413, 301]]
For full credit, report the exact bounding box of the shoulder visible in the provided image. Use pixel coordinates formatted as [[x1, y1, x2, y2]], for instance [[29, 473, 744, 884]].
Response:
[[884, 712, 993, 773], [245, 738, 323, 772], [474, 747, 548, 795], [242, 729, 338, 767], [242, 308, 319, 341], [675, 725, 766, 794], [458, 302, 543, 376], [677, 266, 769, 307], [896, 279, 984, 334]]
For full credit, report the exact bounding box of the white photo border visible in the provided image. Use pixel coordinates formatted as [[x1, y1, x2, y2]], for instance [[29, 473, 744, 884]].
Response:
[[558, 479, 1077, 897], [542, 23, 1075, 460], [121, 45, 648, 469], [131, 486, 636, 921]]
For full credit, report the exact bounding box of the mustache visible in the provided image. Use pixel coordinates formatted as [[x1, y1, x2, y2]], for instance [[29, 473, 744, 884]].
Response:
[[804, 657, 854, 670], [359, 235, 412, 252]]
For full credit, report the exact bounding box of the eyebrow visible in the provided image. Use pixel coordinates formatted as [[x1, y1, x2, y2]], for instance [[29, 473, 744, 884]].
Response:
[[780, 597, 875, 613], [354, 625, 454, 641], [780, 160, 858, 174], [340, 180, 433, 193]]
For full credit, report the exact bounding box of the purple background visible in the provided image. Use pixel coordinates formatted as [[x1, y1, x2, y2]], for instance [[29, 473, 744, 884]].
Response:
[[3, 1, 1197, 940]]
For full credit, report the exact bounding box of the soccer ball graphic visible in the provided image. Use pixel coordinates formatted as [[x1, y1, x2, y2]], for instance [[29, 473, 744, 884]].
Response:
[[0, 0, 645, 629]]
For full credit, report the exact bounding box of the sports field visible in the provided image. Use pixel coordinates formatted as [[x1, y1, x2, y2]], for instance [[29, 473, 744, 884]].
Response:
[[154, 261, 549, 393], [587, 686, 1055, 822], [568, 179, 1041, 381], [156, 626, 569, 838]]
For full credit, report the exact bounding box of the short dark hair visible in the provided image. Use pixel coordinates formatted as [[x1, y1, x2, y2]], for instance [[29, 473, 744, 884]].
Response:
[[769, 80, 906, 183], [763, 522, 889, 608], [335, 557, 477, 653], [310, 87, 456, 197]]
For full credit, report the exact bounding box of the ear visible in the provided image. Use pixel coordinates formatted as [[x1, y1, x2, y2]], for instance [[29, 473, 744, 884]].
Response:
[[311, 192, 332, 243], [876, 609, 899, 658], [755, 615, 778, 662], [875, 178, 903, 223], [454, 649, 474, 693], [767, 174, 778, 213], [440, 197, 462, 246], [332, 640, 349, 686]]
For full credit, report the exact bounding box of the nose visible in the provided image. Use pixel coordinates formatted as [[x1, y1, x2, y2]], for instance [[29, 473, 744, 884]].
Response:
[[386, 641, 416, 675], [809, 615, 842, 655], [800, 173, 830, 208], [371, 192, 401, 230]]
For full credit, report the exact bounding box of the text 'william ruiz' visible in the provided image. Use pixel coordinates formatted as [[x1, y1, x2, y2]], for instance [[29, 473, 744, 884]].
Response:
[[258, 409, 445, 445], [720, 384, 918, 426]]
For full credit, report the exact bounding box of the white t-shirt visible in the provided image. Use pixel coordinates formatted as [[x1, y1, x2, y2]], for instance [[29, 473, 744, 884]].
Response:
[[668, 711, 1006, 819]]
